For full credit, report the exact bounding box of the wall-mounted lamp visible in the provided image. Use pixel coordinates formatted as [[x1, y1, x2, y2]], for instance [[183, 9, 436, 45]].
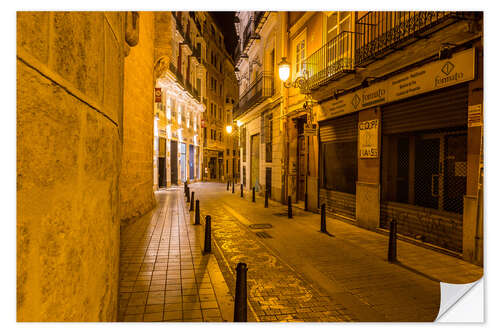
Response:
[[226, 125, 233, 134], [236, 120, 243, 127]]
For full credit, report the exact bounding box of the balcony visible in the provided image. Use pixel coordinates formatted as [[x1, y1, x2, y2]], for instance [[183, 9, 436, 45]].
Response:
[[303, 11, 474, 90], [234, 71, 274, 119], [303, 31, 356, 91], [242, 16, 260, 52], [355, 11, 463, 66], [253, 11, 270, 34]]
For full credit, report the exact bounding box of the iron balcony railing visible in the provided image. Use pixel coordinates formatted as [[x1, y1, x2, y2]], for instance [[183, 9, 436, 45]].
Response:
[[303, 31, 356, 90], [254, 11, 265, 29], [355, 11, 456, 66], [234, 71, 274, 119], [303, 11, 473, 90], [242, 15, 259, 51]]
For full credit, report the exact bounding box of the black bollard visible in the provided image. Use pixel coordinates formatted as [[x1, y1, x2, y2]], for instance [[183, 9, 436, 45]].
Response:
[[184, 182, 187, 196], [186, 187, 190, 203], [204, 215, 211, 254], [234, 262, 248, 322], [189, 192, 195, 211], [304, 192, 308, 211], [240, 184, 244, 198], [264, 189, 269, 208], [252, 187, 255, 202], [227, 181, 230, 191], [195, 200, 200, 225], [388, 219, 397, 262], [288, 196, 292, 219], [320, 203, 326, 233], [232, 181, 235, 193]]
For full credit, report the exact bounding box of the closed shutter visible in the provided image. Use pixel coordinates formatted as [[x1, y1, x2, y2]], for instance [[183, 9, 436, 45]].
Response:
[[319, 113, 358, 143], [383, 84, 468, 135]]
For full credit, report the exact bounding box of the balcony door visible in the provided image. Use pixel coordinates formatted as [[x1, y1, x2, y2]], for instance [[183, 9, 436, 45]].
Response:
[[325, 12, 352, 72]]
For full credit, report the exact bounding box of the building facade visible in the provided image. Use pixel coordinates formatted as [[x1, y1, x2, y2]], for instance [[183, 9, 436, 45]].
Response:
[[199, 13, 239, 182], [154, 12, 205, 189], [304, 11, 483, 264], [234, 11, 285, 201], [234, 11, 483, 265]]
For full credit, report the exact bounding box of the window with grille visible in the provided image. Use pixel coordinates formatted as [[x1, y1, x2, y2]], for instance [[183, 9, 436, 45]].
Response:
[[382, 127, 467, 214]]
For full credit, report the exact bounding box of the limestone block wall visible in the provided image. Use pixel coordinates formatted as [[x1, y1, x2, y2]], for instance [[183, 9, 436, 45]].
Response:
[[120, 12, 156, 223], [17, 12, 125, 321]]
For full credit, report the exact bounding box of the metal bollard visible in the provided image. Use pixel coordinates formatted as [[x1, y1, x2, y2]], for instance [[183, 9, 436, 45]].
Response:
[[227, 181, 230, 191], [232, 181, 235, 193], [204, 215, 211, 254], [388, 219, 397, 262], [233, 262, 248, 322], [195, 200, 200, 225], [320, 203, 326, 233], [240, 184, 243, 198], [186, 187, 190, 202], [288, 196, 292, 219], [184, 182, 187, 196], [252, 187, 255, 202], [190, 192, 195, 211], [264, 189, 269, 208], [304, 192, 308, 211]]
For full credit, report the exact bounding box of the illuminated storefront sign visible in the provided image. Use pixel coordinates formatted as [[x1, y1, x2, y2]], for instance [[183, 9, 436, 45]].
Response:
[[319, 48, 475, 121]]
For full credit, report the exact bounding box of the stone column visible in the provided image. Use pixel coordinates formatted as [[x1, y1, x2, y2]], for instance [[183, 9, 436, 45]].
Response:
[[356, 107, 381, 230]]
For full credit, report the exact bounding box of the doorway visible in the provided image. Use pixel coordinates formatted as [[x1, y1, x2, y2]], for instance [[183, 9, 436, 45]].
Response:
[[158, 137, 166, 188], [189, 144, 194, 180], [170, 140, 178, 185], [180, 143, 186, 183], [250, 134, 260, 190]]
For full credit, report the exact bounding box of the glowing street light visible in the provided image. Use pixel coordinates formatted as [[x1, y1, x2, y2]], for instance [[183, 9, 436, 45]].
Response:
[[278, 57, 291, 83], [236, 120, 243, 127], [226, 125, 233, 134]]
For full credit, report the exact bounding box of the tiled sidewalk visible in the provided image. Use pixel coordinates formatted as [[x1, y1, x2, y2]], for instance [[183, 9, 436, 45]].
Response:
[[118, 188, 231, 322]]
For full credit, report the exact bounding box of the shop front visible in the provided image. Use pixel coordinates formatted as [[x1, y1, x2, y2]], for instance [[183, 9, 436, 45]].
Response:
[[317, 47, 479, 254]]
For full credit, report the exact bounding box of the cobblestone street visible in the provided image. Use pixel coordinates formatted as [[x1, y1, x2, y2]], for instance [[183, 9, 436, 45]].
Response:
[[190, 182, 483, 322]]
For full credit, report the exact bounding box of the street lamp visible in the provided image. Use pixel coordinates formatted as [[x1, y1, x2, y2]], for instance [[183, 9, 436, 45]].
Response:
[[226, 125, 233, 134], [278, 57, 291, 83], [278, 57, 311, 95]]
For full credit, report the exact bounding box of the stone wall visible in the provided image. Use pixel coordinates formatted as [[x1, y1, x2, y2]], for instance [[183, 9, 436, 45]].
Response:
[[119, 12, 156, 223], [17, 12, 125, 321]]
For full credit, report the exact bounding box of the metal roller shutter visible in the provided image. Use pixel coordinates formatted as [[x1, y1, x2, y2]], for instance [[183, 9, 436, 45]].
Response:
[[382, 84, 468, 134], [319, 113, 358, 142]]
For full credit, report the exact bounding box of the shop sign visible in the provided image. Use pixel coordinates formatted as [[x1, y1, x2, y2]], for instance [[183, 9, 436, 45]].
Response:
[[319, 48, 475, 121], [154, 87, 162, 103], [304, 124, 318, 136], [358, 119, 379, 158], [468, 104, 482, 127]]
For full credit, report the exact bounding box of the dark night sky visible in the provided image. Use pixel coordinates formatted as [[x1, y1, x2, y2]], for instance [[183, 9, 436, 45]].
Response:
[[210, 12, 238, 59]]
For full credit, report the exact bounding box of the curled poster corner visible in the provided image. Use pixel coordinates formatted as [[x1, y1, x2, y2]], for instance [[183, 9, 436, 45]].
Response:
[[435, 278, 484, 322]]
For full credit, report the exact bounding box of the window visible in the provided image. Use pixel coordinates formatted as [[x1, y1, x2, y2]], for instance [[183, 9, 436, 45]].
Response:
[[326, 11, 351, 42], [265, 114, 273, 162], [292, 30, 307, 79]]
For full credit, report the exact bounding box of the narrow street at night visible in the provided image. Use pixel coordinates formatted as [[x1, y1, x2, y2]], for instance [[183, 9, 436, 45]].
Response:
[[16, 9, 485, 324]]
